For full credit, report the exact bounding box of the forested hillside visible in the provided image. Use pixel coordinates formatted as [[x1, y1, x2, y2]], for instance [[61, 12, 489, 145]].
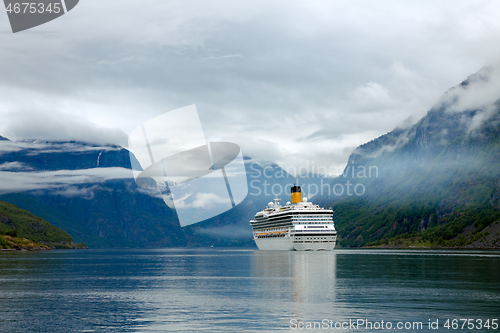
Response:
[[0, 200, 86, 250]]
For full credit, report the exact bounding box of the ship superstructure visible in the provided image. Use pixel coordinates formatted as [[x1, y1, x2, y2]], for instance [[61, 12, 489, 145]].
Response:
[[250, 185, 337, 251]]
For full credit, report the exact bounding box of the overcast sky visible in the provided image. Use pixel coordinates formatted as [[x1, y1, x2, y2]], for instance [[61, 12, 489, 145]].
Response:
[[1, 0, 500, 176]]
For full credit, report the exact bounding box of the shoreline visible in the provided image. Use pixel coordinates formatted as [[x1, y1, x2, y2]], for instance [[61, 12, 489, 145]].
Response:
[[1, 235, 87, 251]]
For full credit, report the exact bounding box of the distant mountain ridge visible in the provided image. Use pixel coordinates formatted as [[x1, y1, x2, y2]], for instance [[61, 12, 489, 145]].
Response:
[[317, 65, 500, 248], [0, 140, 193, 248], [0, 139, 303, 248], [0, 140, 136, 171]]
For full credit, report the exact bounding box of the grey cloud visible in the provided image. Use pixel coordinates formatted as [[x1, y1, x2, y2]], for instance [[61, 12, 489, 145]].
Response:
[[3, 109, 128, 146], [50, 185, 100, 199], [1, 1, 500, 176], [0, 162, 32, 171], [439, 65, 500, 113], [0, 141, 42, 153], [356, 130, 412, 160], [437, 65, 500, 132], [0, 140, 123, 155], [0, 167, 133, 194]]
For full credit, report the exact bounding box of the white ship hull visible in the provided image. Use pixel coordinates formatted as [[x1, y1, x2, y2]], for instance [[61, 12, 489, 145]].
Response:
[[253, 234, 336, 251], [254, 236, 295, 251], [293, 239, 336, 251]]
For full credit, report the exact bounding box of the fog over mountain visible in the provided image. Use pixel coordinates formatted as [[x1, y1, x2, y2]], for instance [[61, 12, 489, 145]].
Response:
[[315, 65, 500, 248]]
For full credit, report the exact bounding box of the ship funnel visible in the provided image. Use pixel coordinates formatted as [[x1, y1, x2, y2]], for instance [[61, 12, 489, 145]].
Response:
[[291, 185, 301, 204]]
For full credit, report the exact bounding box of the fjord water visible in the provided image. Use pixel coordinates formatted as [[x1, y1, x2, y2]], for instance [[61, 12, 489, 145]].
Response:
[[0, 249, 498, 332]]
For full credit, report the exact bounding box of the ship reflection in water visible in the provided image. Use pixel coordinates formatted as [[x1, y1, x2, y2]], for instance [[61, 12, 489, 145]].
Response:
[[251, 251, 337, 327]]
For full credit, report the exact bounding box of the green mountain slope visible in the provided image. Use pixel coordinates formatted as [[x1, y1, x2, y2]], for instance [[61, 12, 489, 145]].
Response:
[[0, 200, 85, 249]]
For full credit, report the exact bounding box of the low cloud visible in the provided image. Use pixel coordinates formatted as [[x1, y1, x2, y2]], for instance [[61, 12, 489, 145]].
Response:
[[438, 65, 500, 132], [442, 65, 500, 114], [0, 141, 43, 153], [356, 129, 412, 160], [174, 192, 229, 209], [0, 162, 32, 171], [0, 140, 123, 155], [3, 109, 128, 146], [49, 185, 100, 199], [0, 167, 133, 194]]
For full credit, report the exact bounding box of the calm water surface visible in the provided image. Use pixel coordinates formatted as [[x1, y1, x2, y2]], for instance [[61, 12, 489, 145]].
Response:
[[0, 248, 499, 332]]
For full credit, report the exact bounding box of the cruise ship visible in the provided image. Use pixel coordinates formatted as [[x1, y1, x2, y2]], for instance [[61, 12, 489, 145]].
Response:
[[250, 185, 337, 251]]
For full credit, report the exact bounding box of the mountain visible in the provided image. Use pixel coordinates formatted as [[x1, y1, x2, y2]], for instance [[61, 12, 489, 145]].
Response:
[[0, 141, 193, 248], [0, 200, 84, 250], [0, 139, 303, 248], [317, 65, 500, 248]]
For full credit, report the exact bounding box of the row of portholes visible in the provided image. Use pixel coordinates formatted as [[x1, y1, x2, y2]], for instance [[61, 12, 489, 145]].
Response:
[[294, 241, 335, 243], [257, 234, 286, 238]]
